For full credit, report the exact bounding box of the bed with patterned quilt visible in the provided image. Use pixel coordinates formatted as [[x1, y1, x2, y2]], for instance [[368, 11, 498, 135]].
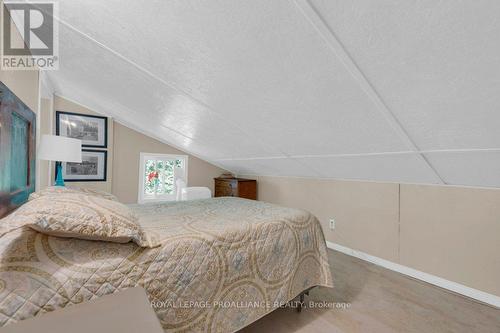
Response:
[[0, 196, 332, 332]]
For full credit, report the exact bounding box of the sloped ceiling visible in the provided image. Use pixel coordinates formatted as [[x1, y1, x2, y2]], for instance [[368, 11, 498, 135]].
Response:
[[31, 1, 500, 187]]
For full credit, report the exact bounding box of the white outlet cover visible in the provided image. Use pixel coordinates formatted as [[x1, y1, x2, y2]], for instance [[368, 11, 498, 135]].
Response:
[[329, 219, 336, 229]]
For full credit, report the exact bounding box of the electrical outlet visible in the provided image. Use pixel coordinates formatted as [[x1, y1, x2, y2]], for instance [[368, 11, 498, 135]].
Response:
[[329, 218, 336, 230]]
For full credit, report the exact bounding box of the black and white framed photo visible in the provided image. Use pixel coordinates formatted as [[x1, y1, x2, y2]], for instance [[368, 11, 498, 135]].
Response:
[[56, 111, 108, 148], [62, 150, 107, 182]]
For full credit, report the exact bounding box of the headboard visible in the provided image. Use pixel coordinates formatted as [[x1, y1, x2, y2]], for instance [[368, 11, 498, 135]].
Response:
[[0, 81, 36, 218]]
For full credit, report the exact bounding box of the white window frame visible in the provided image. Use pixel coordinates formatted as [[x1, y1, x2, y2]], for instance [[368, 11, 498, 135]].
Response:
[[138, 153, 188, 204]]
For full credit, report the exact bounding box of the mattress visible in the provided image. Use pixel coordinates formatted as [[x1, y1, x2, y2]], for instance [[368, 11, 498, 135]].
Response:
[[0, 197, 332, 332]]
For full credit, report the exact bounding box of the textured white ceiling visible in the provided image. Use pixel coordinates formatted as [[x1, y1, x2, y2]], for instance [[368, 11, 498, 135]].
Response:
[[33, 0, 500, 187]]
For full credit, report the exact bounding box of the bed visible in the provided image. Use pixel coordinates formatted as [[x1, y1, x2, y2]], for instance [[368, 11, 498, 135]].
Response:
[[0, 197, 332, 332]]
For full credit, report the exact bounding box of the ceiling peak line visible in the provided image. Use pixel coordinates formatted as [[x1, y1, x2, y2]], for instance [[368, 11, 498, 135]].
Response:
[[44, 11, 294, 163], [215, 148, 500, 162], [215, 152, 412, 162], [292, 0, 444, 184], [422, 148, 500, 154]]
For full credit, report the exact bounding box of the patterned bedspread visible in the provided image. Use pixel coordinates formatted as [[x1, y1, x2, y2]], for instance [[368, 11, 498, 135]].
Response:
[[0, 197, 332, 332]]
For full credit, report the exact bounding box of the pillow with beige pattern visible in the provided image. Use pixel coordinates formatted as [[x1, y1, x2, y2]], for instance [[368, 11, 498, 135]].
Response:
[[8, 192, 160, 248], [29, 186, 119, 202]]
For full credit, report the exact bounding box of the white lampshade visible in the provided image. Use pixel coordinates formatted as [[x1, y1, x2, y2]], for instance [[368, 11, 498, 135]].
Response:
[[39, 135, 82, 163]]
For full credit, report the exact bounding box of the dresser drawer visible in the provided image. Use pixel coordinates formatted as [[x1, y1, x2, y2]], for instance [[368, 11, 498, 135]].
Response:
[[215, 183, 236, 197]]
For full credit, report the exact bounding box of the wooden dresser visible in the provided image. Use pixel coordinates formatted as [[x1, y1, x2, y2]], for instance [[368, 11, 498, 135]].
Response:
[[214, 177, 257, 200]]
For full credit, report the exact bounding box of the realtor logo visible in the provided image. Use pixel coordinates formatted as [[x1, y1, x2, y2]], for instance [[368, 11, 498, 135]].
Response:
[[1, 1, 58, 70]]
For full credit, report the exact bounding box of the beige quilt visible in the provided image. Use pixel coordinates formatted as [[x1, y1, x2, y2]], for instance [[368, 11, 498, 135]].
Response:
[[0, 197, 332, 332]]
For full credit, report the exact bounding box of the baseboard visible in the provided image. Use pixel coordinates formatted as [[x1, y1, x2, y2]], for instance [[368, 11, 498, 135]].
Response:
[[325, 241, 500, 309]]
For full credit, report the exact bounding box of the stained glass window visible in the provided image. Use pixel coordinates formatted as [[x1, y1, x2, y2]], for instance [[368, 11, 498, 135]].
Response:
[[139, 154, 187, 203]]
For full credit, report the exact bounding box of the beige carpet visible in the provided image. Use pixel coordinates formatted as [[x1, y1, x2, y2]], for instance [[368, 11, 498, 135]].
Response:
[[241, 250, 500, 333]]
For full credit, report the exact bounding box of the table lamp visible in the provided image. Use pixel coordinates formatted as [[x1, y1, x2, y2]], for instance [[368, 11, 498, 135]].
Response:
[[39, 135, 82, 186]]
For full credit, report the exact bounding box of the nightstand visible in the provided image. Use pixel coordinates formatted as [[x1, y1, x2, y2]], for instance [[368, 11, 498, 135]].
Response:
[[214, 177, 257, 200]]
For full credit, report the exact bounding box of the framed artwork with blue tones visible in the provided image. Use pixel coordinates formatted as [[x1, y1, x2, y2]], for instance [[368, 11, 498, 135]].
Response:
[[0, 81, 36, 218]]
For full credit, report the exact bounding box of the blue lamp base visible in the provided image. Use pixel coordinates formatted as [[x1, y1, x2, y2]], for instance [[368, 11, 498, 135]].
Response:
[[55, 161, 65, 186]]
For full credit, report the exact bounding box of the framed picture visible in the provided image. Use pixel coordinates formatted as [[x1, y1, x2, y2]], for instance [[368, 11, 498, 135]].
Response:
[[62, 149, 107, 182], [56, 111, 107, 148]]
